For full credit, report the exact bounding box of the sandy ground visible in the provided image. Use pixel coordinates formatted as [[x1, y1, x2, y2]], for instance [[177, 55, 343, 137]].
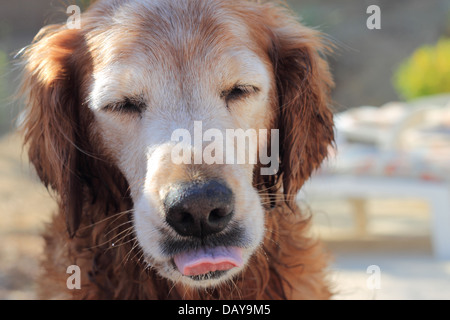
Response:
[[306, 194, 450, 300], [331, 252, 450, 300], [0, 133, 449, 300], [0, 133, 57, 299]]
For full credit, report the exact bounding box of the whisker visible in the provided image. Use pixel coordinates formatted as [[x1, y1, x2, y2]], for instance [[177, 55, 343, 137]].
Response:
[[122, 238, 141, 265], [105, 219, 133, 237], [107, 232, 136, 250], [109, 226, 135, 244], [86, 225, 135, 250], [79, 209, 134, 231], [228, 277, 242, 299], [127, 242, 145, 264], [167, 274, 183, 298]]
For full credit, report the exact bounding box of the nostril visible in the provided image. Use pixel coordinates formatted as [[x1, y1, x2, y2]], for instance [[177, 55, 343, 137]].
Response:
[[207, 207, 233, 235], [181, 212, 194, 225], [208, 208, 232, 223], [167, 210, 194, 224]]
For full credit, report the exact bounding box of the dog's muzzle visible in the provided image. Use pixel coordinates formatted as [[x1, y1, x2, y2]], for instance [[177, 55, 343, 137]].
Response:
[[163, 180, 243, 277]]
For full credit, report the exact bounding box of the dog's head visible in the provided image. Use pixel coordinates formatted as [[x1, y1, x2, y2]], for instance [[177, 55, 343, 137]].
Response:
[[21, 0, 333, 288]]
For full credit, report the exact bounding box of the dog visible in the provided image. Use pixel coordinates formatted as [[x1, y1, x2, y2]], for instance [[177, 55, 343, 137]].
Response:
[[20, 0, 334, 299]]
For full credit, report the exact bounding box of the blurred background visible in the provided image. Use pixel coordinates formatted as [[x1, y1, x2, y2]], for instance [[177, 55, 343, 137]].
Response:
[[1, 0, 450, 299]]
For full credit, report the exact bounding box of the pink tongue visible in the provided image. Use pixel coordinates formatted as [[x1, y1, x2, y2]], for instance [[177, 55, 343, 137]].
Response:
[[174, 247, 243, 276]]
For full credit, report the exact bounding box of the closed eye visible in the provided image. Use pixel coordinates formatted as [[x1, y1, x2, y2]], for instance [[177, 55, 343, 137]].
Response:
[[221, 84, 260, 103], [102, 97, 146, 115]]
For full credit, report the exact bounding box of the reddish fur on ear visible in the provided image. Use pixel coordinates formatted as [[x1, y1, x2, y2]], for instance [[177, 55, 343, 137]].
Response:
[[20, 26, 90, 237], [265, 7, 335, 202]]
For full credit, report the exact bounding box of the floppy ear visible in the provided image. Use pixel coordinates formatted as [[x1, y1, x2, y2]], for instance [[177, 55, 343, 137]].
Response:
[[265, 8, 335, 201], [20, 26, 92, 237]]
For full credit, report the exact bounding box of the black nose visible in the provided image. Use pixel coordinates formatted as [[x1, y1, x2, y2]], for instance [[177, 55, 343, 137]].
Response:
[[164, 180, 234, 238]]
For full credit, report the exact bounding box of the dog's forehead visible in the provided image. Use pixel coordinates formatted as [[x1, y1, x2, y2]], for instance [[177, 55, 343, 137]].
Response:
[[86, 0, 255, 62], [87, 0, 271, 110]]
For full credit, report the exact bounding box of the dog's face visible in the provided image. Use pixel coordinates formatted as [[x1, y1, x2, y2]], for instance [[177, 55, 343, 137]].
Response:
[[22, 0, 334, 289], [87, 0, 275, 287]]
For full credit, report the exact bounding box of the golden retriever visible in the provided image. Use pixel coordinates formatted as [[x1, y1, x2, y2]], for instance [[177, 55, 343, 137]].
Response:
[[20, 0, 334, 299]]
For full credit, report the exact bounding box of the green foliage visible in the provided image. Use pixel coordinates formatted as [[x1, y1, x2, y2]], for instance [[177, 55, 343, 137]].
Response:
[[393, 38, 450, 100]]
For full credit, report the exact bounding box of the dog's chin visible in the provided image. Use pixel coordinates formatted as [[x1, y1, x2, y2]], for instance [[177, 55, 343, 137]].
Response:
[[169, 262, 246, 288], [177, 269, 246, 288]]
